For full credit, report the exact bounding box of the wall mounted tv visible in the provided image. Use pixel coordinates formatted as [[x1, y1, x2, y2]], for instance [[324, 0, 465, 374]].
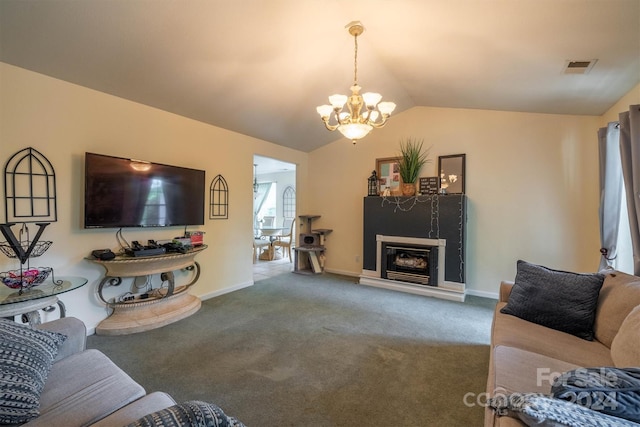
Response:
[[84, 152, 205, 229]]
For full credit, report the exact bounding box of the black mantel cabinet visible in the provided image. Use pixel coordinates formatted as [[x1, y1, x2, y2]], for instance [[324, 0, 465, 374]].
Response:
[[363, 195, 466, 283]]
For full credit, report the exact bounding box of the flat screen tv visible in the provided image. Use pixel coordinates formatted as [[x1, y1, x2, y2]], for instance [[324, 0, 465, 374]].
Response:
[[84, 152, 205, 228]]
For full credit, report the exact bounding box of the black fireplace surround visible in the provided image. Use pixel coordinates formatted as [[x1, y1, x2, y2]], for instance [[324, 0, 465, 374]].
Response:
[[363, 195, 466, 283]]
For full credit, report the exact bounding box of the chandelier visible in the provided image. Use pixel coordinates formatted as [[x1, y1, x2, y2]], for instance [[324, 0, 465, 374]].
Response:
[[316, 21, 396, 144]]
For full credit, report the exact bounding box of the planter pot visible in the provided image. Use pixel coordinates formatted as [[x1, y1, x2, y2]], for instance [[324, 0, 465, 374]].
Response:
[[401, 183, 416, 196]]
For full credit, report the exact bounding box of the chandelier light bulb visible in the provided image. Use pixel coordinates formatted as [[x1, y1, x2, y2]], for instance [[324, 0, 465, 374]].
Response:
[[329, 94, 348, 109], [362, 92, 382, 107], [316, 105, 333, 118], [316, 21, 395, 144], [377, 101, 397, 116]]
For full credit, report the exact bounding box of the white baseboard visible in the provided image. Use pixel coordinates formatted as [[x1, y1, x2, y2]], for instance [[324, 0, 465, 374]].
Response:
[[324, 268, 360, 278], [198, 280, 254, 301], [465, 288, 499, 300]]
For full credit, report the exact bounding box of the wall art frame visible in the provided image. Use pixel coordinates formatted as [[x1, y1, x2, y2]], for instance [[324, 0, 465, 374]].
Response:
[[376, 157, 403, 196], [209, 174, 229, 219], [438, 154, 466, 194]]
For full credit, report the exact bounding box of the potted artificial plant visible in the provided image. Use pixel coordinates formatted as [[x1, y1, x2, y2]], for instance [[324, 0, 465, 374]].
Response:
[[398, 137, 430, 196]]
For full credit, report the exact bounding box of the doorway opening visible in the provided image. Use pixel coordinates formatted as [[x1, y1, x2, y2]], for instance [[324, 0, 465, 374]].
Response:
[[253, 155, 297, 279]]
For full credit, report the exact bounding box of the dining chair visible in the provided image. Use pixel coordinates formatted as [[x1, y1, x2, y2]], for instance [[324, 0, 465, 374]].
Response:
[[261, 216, 275, 228], [253, 238, 270, 263], [272, 218, 295, 262]]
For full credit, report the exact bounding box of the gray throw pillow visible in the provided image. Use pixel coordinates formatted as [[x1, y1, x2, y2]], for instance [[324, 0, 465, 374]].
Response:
[[126, 400, 246, 427], [0, 318, 67, 424], [500, 260, 605, 340]]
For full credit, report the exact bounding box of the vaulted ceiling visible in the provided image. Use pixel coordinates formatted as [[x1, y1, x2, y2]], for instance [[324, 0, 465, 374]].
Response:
[[1, 0, 639, 152]]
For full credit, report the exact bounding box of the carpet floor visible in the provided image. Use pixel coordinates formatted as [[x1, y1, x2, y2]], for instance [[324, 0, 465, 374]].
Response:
[[87, 273, 496, 426]]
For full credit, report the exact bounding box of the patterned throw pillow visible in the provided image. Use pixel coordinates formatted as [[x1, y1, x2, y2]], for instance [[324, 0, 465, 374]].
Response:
[[0, 319, 67, 424], [489, 393, 640, 427], [127, 401, 246, 427]]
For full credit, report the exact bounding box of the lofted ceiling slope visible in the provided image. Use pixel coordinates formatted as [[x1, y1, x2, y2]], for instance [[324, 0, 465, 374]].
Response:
[[1, 0, 639, 152]]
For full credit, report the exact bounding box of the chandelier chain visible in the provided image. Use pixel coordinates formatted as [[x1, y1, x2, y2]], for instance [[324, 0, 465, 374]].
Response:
[[353, 34, 359, 85]]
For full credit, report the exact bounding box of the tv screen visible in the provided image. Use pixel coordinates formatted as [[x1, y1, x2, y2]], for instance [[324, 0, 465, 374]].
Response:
[[84, 152, 205, 228]]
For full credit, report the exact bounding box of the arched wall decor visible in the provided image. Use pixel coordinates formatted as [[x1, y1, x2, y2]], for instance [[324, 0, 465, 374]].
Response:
[[4, 147, 57, 223], [1, 147, 58, 293], [209, 174, 229, 219], [283, 185, 296, 220]]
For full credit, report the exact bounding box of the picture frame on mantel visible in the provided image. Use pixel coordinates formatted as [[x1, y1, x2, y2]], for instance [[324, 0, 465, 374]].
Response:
[[376, 157, 403, 196], [438, 154, 466, 194]]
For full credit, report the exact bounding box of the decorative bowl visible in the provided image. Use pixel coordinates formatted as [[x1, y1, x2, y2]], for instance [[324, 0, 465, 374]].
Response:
[[0, 241, 52, 258], [1, 267, 52, 289]]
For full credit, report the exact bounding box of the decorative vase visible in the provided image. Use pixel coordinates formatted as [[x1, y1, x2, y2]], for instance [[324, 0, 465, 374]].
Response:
[[401, 183, 416, 196]]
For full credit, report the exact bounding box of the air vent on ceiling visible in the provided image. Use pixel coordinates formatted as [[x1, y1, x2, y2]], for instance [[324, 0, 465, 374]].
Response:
[[563, 59, 598, 75]]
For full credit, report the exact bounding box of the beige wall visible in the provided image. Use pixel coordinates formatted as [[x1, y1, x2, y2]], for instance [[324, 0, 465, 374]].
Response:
[[0, 63, 308, 332], [601, 83, 640, 124], [1, 61, 636, 329], [308, 106, 602, 297]]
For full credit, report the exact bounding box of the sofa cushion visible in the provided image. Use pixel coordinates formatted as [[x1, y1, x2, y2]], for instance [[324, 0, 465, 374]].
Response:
[[492, 302, 613, 367], [594, 271, 640, 348], [25, 349, 145, 427], [35, 317, 87, 361], [126, 400, 246, 427], [0, 318, 66, 424], [491, 346, 581, 396], [611, 305, 640, 368], [500, 260, 605, 340], [91, 392, 176, 427]]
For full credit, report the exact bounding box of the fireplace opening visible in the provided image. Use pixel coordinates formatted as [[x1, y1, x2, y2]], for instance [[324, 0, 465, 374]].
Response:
[[382, 244, 438, 286]]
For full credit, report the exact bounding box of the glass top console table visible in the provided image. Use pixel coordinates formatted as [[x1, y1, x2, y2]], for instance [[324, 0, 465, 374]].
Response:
[[0, 276, 88, 325]]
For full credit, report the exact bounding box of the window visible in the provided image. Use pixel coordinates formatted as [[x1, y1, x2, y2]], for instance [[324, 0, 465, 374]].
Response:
[[600, 123, 633, 273], [142, 179, 167, 226]]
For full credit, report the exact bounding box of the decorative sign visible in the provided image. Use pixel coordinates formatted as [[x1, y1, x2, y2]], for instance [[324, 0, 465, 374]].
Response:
[[419, 177, 439, 195]]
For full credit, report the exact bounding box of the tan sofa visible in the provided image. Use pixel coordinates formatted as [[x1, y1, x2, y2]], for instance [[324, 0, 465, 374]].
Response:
[[2, 317, 243, 427], [485, 270, 640, 427]]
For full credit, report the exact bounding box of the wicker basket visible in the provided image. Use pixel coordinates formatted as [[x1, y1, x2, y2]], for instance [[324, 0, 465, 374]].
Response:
[[0, 241, 52, 258], [1, 267, 52, 289]]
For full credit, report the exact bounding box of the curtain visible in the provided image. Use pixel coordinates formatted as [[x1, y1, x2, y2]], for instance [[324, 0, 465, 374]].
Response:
[[598, 123, 622, 270], [253, 182, 273, 225], [619, 105, 640, 275]]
